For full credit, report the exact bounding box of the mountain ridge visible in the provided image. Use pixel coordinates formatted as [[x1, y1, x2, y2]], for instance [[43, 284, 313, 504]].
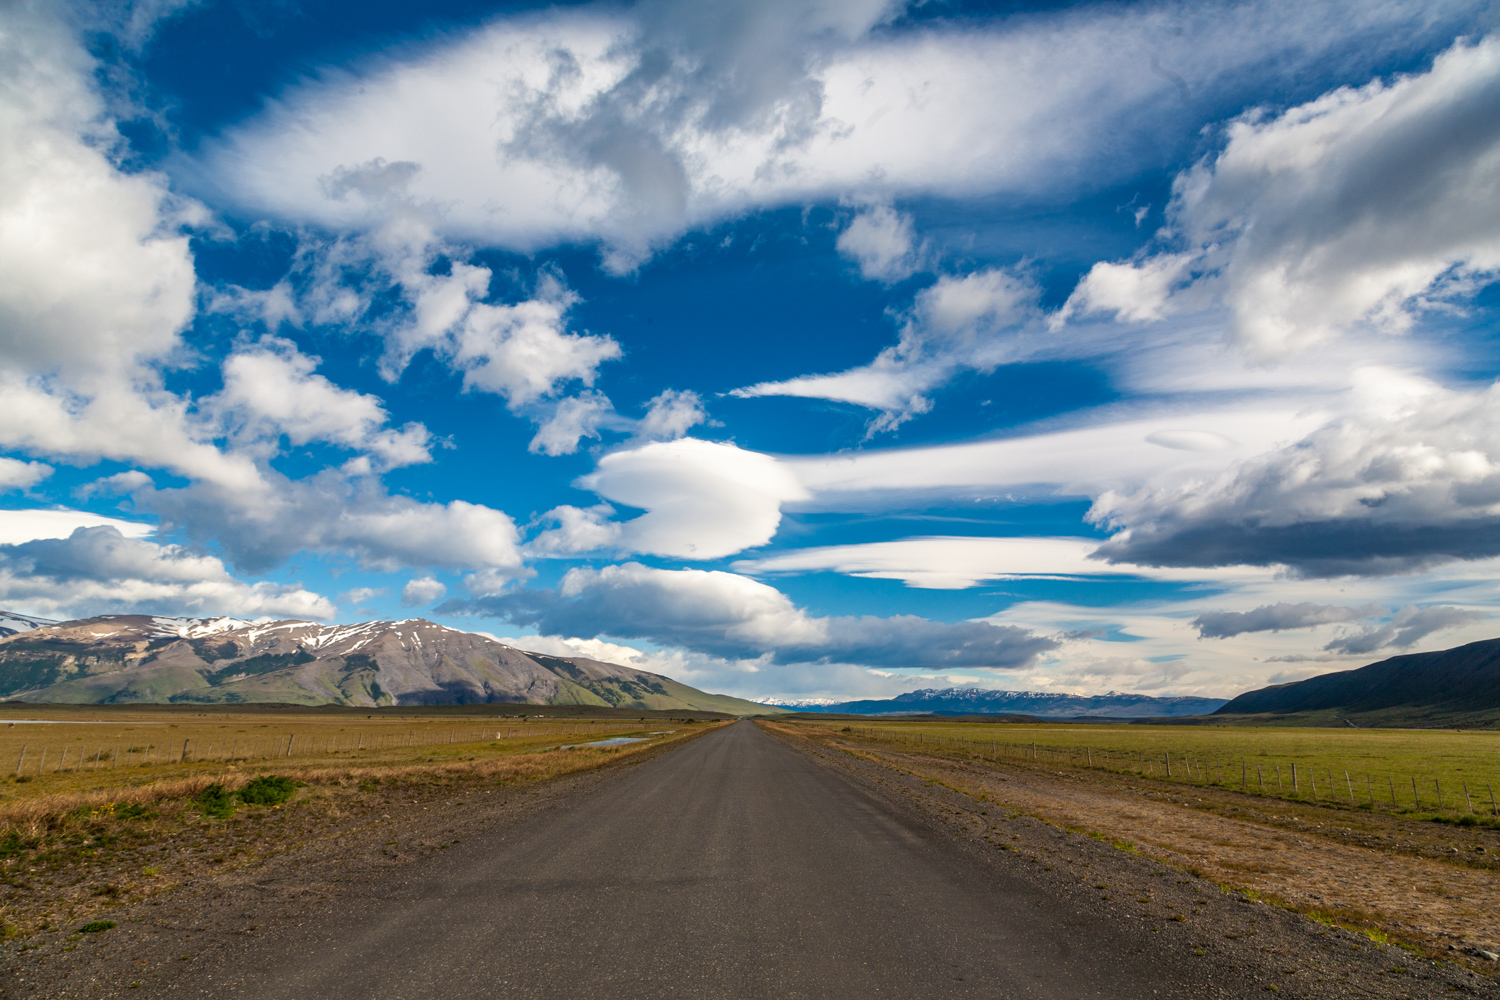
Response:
[[0, 612, 772, 715], [764, 686, 1228, 719], [1214, 637, 1500, 727]]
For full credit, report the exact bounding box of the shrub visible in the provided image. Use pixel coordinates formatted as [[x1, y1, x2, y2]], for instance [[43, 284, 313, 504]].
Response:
[[79, 920, 116, 933], [115, 803, 153, 821], [238, 776, 299, 807], [195, 784, 236, 820]]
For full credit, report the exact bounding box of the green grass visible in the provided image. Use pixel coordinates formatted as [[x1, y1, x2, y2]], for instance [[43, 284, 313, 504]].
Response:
[[815, 720, 1500, 815]]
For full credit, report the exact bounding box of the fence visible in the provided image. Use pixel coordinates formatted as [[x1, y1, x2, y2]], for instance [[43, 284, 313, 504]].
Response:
[[836, 725, 1500, 817], [10, 720, 639, 776]]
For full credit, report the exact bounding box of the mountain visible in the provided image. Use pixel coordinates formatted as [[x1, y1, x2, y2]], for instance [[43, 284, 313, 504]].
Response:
[[0, 613, 772, 714], [1214, 637, 1500, 726], [767, 687, 1228, 719]]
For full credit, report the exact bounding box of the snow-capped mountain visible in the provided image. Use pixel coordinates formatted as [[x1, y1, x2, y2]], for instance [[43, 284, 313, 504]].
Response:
[[0, 613, 770, 713], [767, 686, 1228, 719], [0, 610, 58, 638]]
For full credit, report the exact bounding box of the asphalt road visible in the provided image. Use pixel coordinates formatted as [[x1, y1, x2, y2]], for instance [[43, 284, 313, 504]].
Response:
[[187, 721, 1255, 998]]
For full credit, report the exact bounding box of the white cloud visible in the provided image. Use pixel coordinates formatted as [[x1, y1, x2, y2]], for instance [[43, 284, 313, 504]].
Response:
[[787, 404, 1322, 503], [0, 459, 51, 492], [1053, 253, 1196, 327], [578, 438, 809, 559], [836, 201, 923, 282], [0, 526, 333, 621], [635, 389, 710, 442], [339, 586, 384, 606], [735, 535, 1276, 590], [1066, 36, 1500, 361], [1192, 602, 1376, 639], [528, 391, 615, 457], [401, 576, 447, 606], [524, 504, 622, 557], [204, 0, 1479, 263], [207, 337, 431, 469], [131, 473, 529, 577]]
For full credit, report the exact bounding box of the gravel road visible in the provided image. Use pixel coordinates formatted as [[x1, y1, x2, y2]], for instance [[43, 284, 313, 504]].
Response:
[[9, 720, 1494, 998]]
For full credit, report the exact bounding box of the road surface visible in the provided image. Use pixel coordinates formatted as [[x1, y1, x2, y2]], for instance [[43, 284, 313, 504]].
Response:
[[169, 721, 1294, 998]]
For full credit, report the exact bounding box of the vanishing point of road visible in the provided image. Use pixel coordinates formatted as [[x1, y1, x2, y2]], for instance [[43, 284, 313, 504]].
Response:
[[181, 721, 1281, 998]]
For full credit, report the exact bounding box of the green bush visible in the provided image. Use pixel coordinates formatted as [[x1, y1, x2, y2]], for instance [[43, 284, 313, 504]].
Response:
[[115, 803, 153, 821], [79, 920, 116, 933], [238, 775, 299, 807], [194, 784, 236, 820]]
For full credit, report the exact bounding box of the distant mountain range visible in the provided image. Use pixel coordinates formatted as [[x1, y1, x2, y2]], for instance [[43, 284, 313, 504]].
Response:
[[1216, 637, 1500, 727], [765, 687, 1228, 719], [0, 612, 771, 714]]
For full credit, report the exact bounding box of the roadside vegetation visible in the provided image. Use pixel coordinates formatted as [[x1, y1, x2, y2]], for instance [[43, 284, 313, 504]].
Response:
[[0, 710, 720, 938], [815, 719, 1500, 819]]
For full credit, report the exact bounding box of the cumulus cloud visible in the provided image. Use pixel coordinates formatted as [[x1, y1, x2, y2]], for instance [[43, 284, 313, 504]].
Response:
[[122, 473, 529, 577], [1192, 602, 1374, 639], [528, 391, 615, 457], [635, 389, 710, 443], [205, 0, 1479, 263], [400, 576, 447, 606], [206, 337, 431, 469], [524, 504, 622, 557], [0, 459, 51, 492], [1090, 369, 1500, 576], [0, 526, 333, 620], [442, 561, 1056, 668], [836, 201, 923, 282], [577, 438, 808, 559], [1060, 35, 1500, 360], [1322, 605, 1486, 655]]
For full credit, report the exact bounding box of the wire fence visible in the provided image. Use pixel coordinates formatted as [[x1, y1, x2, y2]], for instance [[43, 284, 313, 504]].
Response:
[[838, 725, 1500, 818]]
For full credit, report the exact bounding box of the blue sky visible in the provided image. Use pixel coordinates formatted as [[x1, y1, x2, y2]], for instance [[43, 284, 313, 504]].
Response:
[[3, 0, 1500, 703]]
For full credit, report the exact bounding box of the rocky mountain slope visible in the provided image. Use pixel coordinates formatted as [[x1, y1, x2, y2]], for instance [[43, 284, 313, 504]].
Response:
[[1214, 636, 1500, 726], [769, 687, 1228, 718], [0, 613, 769, 714]]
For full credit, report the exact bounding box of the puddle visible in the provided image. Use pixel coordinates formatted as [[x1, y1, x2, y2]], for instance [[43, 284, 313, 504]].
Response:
[[560, 737, 649, 749]]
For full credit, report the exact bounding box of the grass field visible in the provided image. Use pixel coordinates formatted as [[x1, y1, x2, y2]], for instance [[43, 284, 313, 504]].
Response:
[[796, 719, 1500, 817], [0, 703, 695, 803]]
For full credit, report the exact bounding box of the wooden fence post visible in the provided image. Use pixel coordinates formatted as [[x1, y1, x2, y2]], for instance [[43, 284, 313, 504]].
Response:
[[1463, 782, 1474, 813], [182, 739, 190, 762], [1256, 763, 1263, 791], [1489, 784, 1498, 816], [1241, 761, 1246, 791], [1292, 763, 1299, 795], [14, 746, 24, 775], [1434, 779, 1443, 812], [1411, 776, 1420, 810]]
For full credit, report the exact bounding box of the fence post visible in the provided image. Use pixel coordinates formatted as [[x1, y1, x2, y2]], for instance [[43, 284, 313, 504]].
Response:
[[1241, 761, 1246, 791], [1463, 782, 1474, 813], [1412, 776, 1420, 809], [1489, 784, 1498, 816], [182, 739, 190, 762], [1275, 764, 1283, 792], [1434, 779, 1443, 812], [1257, 763, 1264, 791], [38, 748, 46, 774], [14, 746, 23, 775], [1292, 763, 1299, 795]]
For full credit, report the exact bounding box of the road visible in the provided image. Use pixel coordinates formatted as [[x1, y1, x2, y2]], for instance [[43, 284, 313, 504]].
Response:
[[182, 721, 1267, 998]]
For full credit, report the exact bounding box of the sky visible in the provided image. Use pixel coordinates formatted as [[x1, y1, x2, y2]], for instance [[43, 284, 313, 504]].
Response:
[[3, 0, 1500, 704]]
